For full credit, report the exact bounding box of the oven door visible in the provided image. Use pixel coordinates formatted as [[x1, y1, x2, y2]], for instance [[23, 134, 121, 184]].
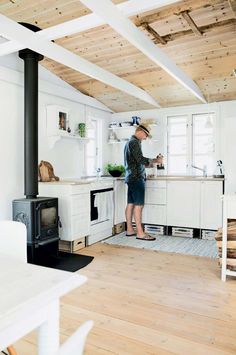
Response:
[[36, 199, 59, 244], [90, 188, 113, 224]]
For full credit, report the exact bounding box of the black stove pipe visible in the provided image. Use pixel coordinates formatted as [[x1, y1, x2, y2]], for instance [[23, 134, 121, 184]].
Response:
[[18, 23, 44, 199]]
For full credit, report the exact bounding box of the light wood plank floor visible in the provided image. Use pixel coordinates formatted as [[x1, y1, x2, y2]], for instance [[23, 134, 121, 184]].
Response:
[[14, 243, 236, 354]]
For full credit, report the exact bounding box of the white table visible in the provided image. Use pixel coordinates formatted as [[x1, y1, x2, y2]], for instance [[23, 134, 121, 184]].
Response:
[[222, 195, 236, 281], [0, 254, 87, 354]]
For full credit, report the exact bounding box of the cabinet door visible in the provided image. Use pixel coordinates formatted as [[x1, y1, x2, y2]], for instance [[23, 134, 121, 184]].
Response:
[[143, 205, 166, 225], [114, 180, 126, 224], [145, 188, 166, 204], [167, 181, 201, 228], [200, 181, 223, 230]]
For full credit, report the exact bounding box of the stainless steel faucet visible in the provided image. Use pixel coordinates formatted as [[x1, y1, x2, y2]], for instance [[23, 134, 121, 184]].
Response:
[[191, 164, 207, 177]]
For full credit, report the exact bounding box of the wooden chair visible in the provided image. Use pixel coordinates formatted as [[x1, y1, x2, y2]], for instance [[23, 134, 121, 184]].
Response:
[[0, 220, 27, 355], [55, 320, 93, 355]]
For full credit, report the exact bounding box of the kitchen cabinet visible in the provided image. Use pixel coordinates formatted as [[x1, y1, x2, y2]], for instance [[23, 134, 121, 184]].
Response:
[[167, 181, 201, 228], [113, 179, 126, 224], [39, 182, 90, 242], [200, 181, 223, 230], [142, 180, 167, 225], [166, 180, 223, 230]]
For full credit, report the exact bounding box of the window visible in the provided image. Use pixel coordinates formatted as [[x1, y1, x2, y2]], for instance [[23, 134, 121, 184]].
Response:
[[85, 118, 102, 176], [167, 113, 216, 176]]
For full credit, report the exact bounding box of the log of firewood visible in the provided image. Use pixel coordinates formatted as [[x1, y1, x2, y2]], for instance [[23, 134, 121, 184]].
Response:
[[219, 258, 236, 271]]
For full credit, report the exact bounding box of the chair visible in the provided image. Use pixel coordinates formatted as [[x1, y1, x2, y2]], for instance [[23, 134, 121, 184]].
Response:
[[0, 220, 27, 355], [55, 320, 93, 355]]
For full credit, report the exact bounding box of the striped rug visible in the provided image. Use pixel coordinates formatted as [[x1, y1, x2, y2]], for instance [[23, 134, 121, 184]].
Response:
[[103, 233, 218, 258]]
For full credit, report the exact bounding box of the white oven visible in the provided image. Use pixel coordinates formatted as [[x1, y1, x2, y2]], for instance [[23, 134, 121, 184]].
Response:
[[87, 180, 114, 245]]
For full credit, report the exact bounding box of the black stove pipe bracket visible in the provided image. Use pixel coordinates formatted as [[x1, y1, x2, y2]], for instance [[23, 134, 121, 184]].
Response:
[[18, 23, 44, 199]]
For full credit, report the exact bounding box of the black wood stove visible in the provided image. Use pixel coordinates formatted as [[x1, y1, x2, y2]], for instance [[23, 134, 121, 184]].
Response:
[[12, 23, 59, 263]]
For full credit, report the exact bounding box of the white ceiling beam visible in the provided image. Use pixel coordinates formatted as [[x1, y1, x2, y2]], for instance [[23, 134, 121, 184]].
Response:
[[0, 15, 160, 107], [0, 0, 181, 56], [80, 0, 206, 104]]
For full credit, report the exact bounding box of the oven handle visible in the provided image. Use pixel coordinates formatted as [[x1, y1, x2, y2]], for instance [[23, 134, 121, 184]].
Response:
[[91, 188, 113, 194]]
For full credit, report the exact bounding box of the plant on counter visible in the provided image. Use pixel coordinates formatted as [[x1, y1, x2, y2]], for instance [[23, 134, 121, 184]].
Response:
[[105, 163, 125, 177]]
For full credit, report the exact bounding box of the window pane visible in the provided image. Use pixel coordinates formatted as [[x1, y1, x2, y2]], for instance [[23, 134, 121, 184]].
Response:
[[194, 114, 214, 135], [194, 135, 214, 154], [169, 136, 187, 154], [168, 116, 187, 136], [168, 156, 187, 175], [192, 113, 215, 176], [87, 128, 95, 139], [193, 155, 214, 176], [167, 115, 188, 175], [87, 157, 96, 175], [86, 140, 96, 156]]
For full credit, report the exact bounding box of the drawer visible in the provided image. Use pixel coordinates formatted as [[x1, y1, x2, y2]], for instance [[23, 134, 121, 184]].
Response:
[[70, 184, 90, 195], [59, 237, 86, 253], [70, 195, 90, 215], [142, 204, 166, 225], [146, 180, 166, 188], [145, 188, 166, 204]]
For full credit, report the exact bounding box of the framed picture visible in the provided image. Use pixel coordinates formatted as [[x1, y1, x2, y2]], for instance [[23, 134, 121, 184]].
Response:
[[58, 110, 68, 131]]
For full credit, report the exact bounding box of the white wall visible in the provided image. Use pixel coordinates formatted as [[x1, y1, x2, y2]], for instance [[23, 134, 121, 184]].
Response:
[[111, 101, 236, 193], [0, 56, 112, 219]]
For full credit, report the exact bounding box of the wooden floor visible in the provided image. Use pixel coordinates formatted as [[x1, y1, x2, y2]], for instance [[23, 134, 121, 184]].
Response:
[[14, 243, 236, 354]]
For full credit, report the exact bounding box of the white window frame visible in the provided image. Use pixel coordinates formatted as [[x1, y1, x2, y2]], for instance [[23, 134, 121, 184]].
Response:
[[167, 112, 217, 176], [84, 116, 102, 176]]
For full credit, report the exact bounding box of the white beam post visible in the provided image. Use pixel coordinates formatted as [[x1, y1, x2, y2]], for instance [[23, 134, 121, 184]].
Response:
[[0, 14, 160, 107], [80, 0, 206, 103], [0, 0, 181, 56]]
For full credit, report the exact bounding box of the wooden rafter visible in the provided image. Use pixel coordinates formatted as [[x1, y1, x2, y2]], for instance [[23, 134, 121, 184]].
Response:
[[178, 11, 202, 36], [228, 0, 236, 18], [0, 14, 160, 108], [141, 22, 167, 45], [80, 0, 206, 103]]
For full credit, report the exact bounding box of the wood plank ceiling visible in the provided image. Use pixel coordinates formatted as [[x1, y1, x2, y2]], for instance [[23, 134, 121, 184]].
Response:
[[0, 0, 235, 112]]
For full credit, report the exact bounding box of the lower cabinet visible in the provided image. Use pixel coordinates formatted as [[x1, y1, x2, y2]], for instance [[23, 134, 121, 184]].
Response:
[[166, 181, 201, 228], [200, 181, 223, 230], [142, 180, 167, 225], [166, 180, 223, 230], [142, 179, 223, 231], [39, 182, 90, 242], [114, 179, 127, 225]]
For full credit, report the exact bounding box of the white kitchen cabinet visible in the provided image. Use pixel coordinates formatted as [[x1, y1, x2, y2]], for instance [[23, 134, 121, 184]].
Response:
[[39, 182, 90, 241], [166, 179, 223, 230], [200, 181, 223, 230], [113, 179, 126, 224], [142, 180, 167, 225], [167, 181, 201, 228]]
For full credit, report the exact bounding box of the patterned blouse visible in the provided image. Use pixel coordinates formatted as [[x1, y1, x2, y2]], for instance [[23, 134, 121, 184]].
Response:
[[124, 135, 151, 183]]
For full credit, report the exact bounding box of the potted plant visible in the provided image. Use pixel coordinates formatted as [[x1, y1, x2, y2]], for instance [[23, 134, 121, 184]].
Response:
[[105, 163, 125, 177]]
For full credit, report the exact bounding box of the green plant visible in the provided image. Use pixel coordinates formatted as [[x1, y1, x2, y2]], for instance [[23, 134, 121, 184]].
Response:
[[105, 163, 125, 175]]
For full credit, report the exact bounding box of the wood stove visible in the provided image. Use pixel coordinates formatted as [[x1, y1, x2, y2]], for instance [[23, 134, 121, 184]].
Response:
[[13, 197, 59, 263], [12, 23, 59, 263]]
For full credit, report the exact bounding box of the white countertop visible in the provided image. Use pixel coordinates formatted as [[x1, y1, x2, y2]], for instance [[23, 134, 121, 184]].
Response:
[[146, 176, 224, 181]]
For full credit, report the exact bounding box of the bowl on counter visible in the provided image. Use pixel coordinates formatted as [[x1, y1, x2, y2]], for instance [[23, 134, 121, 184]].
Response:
[[108, 169, 123, 177]]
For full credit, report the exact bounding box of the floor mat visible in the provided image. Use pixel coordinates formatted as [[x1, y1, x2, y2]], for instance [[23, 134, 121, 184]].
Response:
[[103, 233, 218, 258], [35, 252, 94, 272]]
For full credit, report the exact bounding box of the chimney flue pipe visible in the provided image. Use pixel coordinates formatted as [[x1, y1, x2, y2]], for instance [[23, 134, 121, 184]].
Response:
[[18, 23, 43, 199]]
